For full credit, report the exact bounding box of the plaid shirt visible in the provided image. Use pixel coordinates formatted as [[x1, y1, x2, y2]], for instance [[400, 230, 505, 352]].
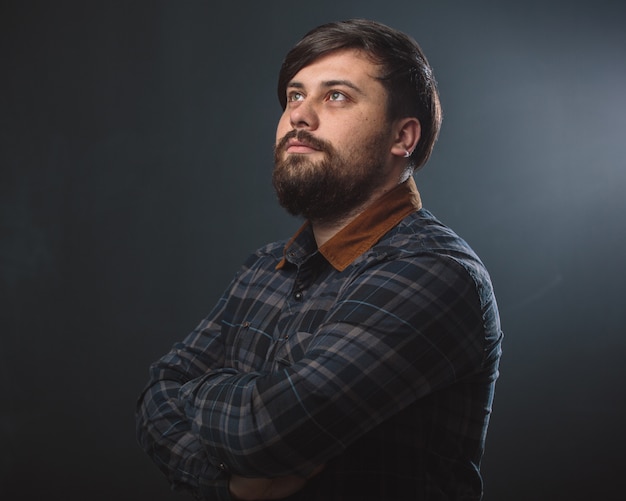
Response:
[[136, 177, 502, 500]]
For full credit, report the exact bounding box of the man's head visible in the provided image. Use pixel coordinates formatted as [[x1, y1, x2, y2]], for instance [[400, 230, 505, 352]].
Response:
[[277, 19, 442, 169], [273, 20, 441, 224]]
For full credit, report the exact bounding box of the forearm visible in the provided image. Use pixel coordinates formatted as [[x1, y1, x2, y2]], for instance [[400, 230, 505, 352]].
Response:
[[180, 370, 323, 477], [136, 318, 230, 498], [136, 379, 232, 499], [137, 377, 321, 500], [180, 336, 428, 477]]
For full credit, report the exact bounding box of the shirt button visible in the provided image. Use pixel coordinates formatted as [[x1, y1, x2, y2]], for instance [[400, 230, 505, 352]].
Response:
[[219, 462, 228, 472], [294, 291, 303, 300]]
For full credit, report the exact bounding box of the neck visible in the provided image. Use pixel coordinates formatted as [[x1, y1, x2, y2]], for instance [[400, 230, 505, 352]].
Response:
[[311, 217, 352, 248], [311, 172, 406, 247]]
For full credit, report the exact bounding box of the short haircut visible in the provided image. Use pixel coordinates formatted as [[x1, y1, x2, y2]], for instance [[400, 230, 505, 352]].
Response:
[[277, 19, 442, 169]]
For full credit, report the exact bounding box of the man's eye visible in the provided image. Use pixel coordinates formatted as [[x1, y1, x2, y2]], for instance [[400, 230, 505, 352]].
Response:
[[329, 91, 347, 101], [288, 92, 304, 102]]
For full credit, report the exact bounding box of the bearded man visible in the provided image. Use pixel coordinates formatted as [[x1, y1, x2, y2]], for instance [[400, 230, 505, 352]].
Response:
[[136, 19, 503, 501]]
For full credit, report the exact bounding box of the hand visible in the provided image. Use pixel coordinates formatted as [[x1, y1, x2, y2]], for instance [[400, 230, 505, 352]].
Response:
[[229, 465, 325, 500], [228, 475, 305, 500]]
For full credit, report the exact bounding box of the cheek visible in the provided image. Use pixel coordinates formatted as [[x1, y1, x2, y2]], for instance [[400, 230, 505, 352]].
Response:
[[336, 117, 373, 147]]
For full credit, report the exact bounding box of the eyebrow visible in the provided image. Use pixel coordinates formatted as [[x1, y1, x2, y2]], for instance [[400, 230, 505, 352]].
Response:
[[287, 79, 365, 95]]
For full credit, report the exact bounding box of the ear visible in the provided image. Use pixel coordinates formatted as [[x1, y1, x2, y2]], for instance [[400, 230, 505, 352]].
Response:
[[390, 117, 421, 159]]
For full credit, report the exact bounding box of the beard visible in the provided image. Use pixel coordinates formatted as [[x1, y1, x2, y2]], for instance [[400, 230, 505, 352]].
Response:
[[272, 129, 390, 224]]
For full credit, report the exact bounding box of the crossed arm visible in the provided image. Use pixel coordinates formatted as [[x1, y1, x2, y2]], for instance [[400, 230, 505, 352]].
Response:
[[136, 255, 484, 499]]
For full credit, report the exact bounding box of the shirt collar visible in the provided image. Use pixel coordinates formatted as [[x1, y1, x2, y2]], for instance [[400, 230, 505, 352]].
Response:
[[277, 177, 422, 272]]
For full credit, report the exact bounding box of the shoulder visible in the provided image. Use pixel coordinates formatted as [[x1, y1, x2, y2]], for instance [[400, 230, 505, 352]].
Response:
[[365, 208, 495, 302], [374, 209, 478, 263]]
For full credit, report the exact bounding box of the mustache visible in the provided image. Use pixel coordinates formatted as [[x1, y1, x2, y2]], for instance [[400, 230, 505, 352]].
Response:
[[275, 129, 331, 153]]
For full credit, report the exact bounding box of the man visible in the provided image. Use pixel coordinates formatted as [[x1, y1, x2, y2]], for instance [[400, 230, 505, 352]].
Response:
[[136, 19, 502, 501]]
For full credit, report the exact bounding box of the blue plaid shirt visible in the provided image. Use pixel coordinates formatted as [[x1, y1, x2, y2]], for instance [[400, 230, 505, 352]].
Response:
[[136, 177, 503, 500]]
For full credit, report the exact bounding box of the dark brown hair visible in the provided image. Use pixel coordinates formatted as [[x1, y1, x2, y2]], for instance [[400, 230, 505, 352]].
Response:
[[277, 19, 442, 169]]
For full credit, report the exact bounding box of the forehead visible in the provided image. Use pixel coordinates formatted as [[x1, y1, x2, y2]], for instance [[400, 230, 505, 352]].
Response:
[[289, 49, 382, 87]]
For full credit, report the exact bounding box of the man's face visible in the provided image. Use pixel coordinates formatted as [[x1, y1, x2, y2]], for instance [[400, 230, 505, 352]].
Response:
[[273, 49, 395, 223]]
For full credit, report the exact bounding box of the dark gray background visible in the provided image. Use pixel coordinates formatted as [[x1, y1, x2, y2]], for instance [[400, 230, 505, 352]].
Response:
[[2, 1, 625, 499]]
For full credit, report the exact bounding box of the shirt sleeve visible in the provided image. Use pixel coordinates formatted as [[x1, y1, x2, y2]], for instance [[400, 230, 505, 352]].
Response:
[[178, 252, 492, 478], [135, 291, 234, 500]]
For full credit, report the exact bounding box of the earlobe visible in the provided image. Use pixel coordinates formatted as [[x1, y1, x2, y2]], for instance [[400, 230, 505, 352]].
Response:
[[391, 118, 421, 158]]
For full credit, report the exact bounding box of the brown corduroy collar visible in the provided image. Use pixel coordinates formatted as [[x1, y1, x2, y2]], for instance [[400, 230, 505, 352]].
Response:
[[277, 177, 422, 272]]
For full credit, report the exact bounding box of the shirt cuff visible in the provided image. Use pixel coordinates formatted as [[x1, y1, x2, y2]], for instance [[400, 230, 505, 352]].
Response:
[[195, 461, 233, 501]]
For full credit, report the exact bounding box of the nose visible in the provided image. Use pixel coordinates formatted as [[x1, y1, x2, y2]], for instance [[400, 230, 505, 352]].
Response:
[[289, 99, 319, 130]]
